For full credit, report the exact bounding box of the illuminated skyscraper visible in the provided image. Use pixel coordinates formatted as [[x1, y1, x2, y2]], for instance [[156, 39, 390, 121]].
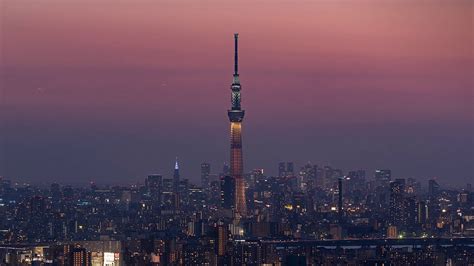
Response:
[[173, 157, 180, 193], [389, 178, 406, 227], [217, 220, 228, 256], [227, 33, 247, 216], [70, 247, 89, 266]]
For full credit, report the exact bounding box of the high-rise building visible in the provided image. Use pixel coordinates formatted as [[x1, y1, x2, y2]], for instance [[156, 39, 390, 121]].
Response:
[[347, 170, 366, 192], [222, 163, 230, 176], [70, 247, 89, 266], [322, 166, 335, 189], [389, 179, 406, 227], [417, 200, 429, 225], [428, 179, 440, 197], [387, 225, 398, 238], [227, 33, 247, 217], [162, 178, 174, 193], [146, 174, 162, 199], [50, 183, 61, 207], [221, 175, 235, 209], [338, 177, 343, 222], [217, 220, 228, 256], [279, 162, 295, 178], [300, 163, 317, 190], [286, 162, 294, 176], [173, 157, 180, 193], [356, 170, 366, 180], [248, 168, 264, 189], [405, 196, 418, 231], [278, 162, 286, 177], [375, 169, 391, 182], [201, 162, 211, 189]]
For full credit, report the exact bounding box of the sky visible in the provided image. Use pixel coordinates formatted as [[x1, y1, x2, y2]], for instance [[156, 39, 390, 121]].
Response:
[[0, 0, 472, 186]]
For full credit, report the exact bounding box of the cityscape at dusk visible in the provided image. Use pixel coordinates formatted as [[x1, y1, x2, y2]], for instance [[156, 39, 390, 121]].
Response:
[[0, 0, 473, 265]]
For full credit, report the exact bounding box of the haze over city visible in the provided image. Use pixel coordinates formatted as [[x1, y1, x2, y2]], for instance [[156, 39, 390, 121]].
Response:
[[1, 1, 474, 265], [1, 0, 472, 186]]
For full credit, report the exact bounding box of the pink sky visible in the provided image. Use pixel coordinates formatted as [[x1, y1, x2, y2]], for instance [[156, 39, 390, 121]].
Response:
[[1, 0, 472, 185]]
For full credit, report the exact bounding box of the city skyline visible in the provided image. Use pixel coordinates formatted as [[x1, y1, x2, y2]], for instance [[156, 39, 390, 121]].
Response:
[[1, 0, 472, 186], [0, 2, 473, 263]]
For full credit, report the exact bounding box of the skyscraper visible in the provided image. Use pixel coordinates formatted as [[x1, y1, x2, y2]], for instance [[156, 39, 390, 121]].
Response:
[[286, 162, 294, 176], [70, 247, 89, 266], [173, 157, 180, 193], [221, 175, 235, 210], [375, 169, 391, 182], [146, 174, 163, 200], [201, 162, 211, 189], [389, 178, 406, 228], [227, 33, 247, 217], [217, 220, 228, 257], [338, 177, 343, 222], [278, 162, 286, 177], [428, 179, 440, 197], [279, 162, 295, 177], [222, 163, 230, 176], [417, 200, 429, 225]]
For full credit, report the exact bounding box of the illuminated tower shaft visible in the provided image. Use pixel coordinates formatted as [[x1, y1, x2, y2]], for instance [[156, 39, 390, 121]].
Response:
[[227, 33, 247, 216]]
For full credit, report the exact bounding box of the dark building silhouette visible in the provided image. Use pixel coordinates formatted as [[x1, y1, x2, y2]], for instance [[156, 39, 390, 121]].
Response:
[[146, 174, 162, 200], [405, 196, 418, 231], [375, 169, 391, 186], [278, 162, 286, 177], [221, 175, 235, 209], [287, 162, 294, 176], [201, 162, 211, 189], [162, 178, 174, 193], [429, 179, 440, 197], [222, 163, 230, 176], [279, 162, 295, 177], [338, 177, 343, 222]]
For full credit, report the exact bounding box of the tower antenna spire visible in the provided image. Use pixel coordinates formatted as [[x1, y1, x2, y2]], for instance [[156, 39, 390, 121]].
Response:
[[234, 33, 239, 76]]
